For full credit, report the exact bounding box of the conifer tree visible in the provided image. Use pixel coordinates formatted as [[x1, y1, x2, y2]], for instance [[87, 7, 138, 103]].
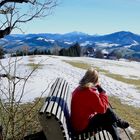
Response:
[[0, 46, 4, 59]]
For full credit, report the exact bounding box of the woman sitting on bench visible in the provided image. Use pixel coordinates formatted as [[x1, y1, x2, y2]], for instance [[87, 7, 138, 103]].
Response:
[[70, 67, 129, 140]]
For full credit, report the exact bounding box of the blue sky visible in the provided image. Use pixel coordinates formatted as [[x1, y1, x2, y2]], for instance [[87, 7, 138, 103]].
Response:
[[13, 0, 140, 35]]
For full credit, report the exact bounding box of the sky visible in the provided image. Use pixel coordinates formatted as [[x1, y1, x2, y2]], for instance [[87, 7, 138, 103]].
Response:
[[13, 0, 140, 35]]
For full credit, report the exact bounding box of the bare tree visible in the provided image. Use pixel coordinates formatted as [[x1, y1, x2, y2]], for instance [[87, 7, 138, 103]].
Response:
[[22, 46, 29, 56], [0, 0, 58, 38], [0, 57, 50, 139], [0, 0, 58, 139]]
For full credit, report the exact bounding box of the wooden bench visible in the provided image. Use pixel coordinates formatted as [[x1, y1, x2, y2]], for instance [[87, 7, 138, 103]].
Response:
[[39, 77, 114, 140]]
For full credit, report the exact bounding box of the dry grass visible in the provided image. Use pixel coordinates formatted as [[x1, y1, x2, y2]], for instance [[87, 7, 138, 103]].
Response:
[[26, 63, 44, 70], [109, 96, 140, 140], [0, 98, 45, 139]]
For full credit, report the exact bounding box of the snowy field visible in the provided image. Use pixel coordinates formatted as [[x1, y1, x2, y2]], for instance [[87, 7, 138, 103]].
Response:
[[0, 55, 140, 108]]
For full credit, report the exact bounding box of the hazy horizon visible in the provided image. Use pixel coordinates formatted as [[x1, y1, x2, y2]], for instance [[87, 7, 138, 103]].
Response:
[[10, 30, 140, 36]]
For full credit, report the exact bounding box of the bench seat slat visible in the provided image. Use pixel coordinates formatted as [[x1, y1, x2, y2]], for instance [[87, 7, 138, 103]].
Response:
[[46, 101, 54, 114], [39, 101, 48, 114], [48, 78, 59, 97], [52, 102, 59, 115], [39, 78, 60, 113], [51, 79, 65, 115], [56, 81, 69, 118], [107, 131, 112, 140], [48, 78, 64, 114]]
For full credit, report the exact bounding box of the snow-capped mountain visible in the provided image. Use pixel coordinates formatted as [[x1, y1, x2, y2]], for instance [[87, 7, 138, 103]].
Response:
[[0, 31, 140, 59]]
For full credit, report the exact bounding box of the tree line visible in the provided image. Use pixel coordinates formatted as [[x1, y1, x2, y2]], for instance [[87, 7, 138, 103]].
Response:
[[0, 42, 82, 59]]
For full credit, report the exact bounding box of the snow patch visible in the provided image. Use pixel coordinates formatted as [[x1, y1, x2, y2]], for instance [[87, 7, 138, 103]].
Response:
[[80, 41, 93, 46], [0, 55, 140, 108], [37, 37, 54, 43], [95, 42, 119, 47]]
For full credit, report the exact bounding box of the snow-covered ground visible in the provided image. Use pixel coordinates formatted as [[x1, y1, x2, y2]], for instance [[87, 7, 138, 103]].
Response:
[[0, 55, 140, 108]]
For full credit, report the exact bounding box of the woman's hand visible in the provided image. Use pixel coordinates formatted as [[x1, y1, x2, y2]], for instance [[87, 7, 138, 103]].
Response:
[[96, 84, 106, 93]]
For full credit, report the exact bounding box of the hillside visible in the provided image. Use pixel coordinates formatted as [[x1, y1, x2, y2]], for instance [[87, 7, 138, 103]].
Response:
[[1, 55, 139, 106], [0, 31, 140, 59], [0, 55, 140, 139]]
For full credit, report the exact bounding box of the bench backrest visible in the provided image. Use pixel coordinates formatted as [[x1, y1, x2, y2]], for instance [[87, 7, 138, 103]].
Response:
[[39, 77, 113, 140], [39, 78, 71, 140]]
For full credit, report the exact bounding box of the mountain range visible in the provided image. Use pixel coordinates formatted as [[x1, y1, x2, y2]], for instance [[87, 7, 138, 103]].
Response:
[[0, 31, 140, 59]]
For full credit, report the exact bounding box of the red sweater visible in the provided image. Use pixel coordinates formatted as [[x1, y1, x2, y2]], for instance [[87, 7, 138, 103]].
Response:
[[70, 86, 109, 133]]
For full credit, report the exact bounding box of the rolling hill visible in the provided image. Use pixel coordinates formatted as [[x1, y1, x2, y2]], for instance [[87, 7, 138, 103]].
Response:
[[0, 31, 140, 59]]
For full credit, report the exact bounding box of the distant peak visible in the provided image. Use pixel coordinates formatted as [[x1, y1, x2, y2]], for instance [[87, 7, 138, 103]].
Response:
[[111, 31, 134, 35], [64, 31, 88, 36]]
